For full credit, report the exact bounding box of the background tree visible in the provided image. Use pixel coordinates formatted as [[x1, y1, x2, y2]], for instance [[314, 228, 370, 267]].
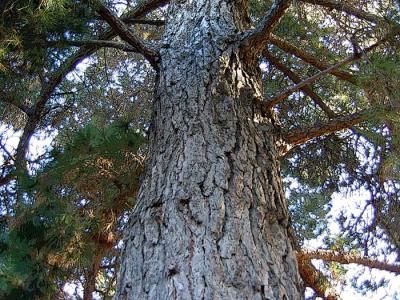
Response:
[[0, 0, 399, 299]]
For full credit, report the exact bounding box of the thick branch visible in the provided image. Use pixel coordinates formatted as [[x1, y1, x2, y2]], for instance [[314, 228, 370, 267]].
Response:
[[121, 0, 169, 22], [35, 0, 167, 123], [241, 0, 292, 55], [300, 0, 392, 25], [88, 0, 159, 67], [36, 49, 96, 120], [37, 0, 167, 114], [38, 0, 167, 109], [263, 50, 336, 118], [14, 118, 37, 172], [297, 258, 340, 300], [284, 111, 370, 147], [123, 18, 165, 26], [39, 0, 168, 113], [298, 249, 400, 274], [269, 34, 356, 84], [45, 39, 136, 52]]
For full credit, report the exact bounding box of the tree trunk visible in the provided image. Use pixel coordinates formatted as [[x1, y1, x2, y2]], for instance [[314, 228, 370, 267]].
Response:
[[83, 252, 102, 300], [115, 1, 302, 299]]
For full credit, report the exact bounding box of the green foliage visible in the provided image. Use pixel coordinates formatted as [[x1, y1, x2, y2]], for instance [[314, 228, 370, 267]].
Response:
[[0, 199, 76, 299], [47, 120, 145, 197], [0, 0, 93, 73], [0, 121, 146, 299], [358, 51, 400, 107], [0, 0, 98, 131], [287, 183, 331, 242]]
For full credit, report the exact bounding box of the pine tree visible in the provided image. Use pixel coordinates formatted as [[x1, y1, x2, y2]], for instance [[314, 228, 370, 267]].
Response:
[[0, 0, 399, 299]]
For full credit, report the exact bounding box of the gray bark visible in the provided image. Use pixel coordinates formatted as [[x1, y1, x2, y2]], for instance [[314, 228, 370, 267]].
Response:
[[115, 1, 302, 299]]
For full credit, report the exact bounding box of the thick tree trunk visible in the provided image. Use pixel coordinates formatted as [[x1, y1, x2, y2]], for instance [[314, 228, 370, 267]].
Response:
[[115, 1, 302, 299]]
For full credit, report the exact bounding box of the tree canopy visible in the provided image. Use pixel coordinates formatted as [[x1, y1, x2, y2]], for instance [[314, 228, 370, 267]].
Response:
[[0, 0, 399, 299]]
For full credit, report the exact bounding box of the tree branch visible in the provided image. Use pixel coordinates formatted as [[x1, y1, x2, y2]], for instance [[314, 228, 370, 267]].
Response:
[[38, 0, 167, 111], [263, 50, 336, 118], [33, 0, 165, 143], [37, 0, 167, 115], [265, 55, 358, 109], [123, 18, 165, 26], [121, 0, 169, 22], [14, 118, 37, 173], [87, 0, 159, 68], [1, 0, 169, 188], [45, 39, 136, 52], [269, 34, 356, 84], [283, 110, 371, 147], [297, 257, 340, 300], [94, 17, 165, 26], [300, 0, 393, 25], [241, 0, 292, 56], [0, 173, 15, 187], [0, 140, 15, 163], [264, 36, 390, 109], [39, 0, 168, 113], [298, 249, 400, 274]]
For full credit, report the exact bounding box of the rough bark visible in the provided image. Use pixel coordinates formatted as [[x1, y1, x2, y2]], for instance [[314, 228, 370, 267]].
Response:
[[115, 1, 302, 299]]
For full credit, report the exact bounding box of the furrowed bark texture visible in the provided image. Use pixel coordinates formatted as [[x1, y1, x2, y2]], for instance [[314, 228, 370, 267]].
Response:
[[115, 1, 301, 299]]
